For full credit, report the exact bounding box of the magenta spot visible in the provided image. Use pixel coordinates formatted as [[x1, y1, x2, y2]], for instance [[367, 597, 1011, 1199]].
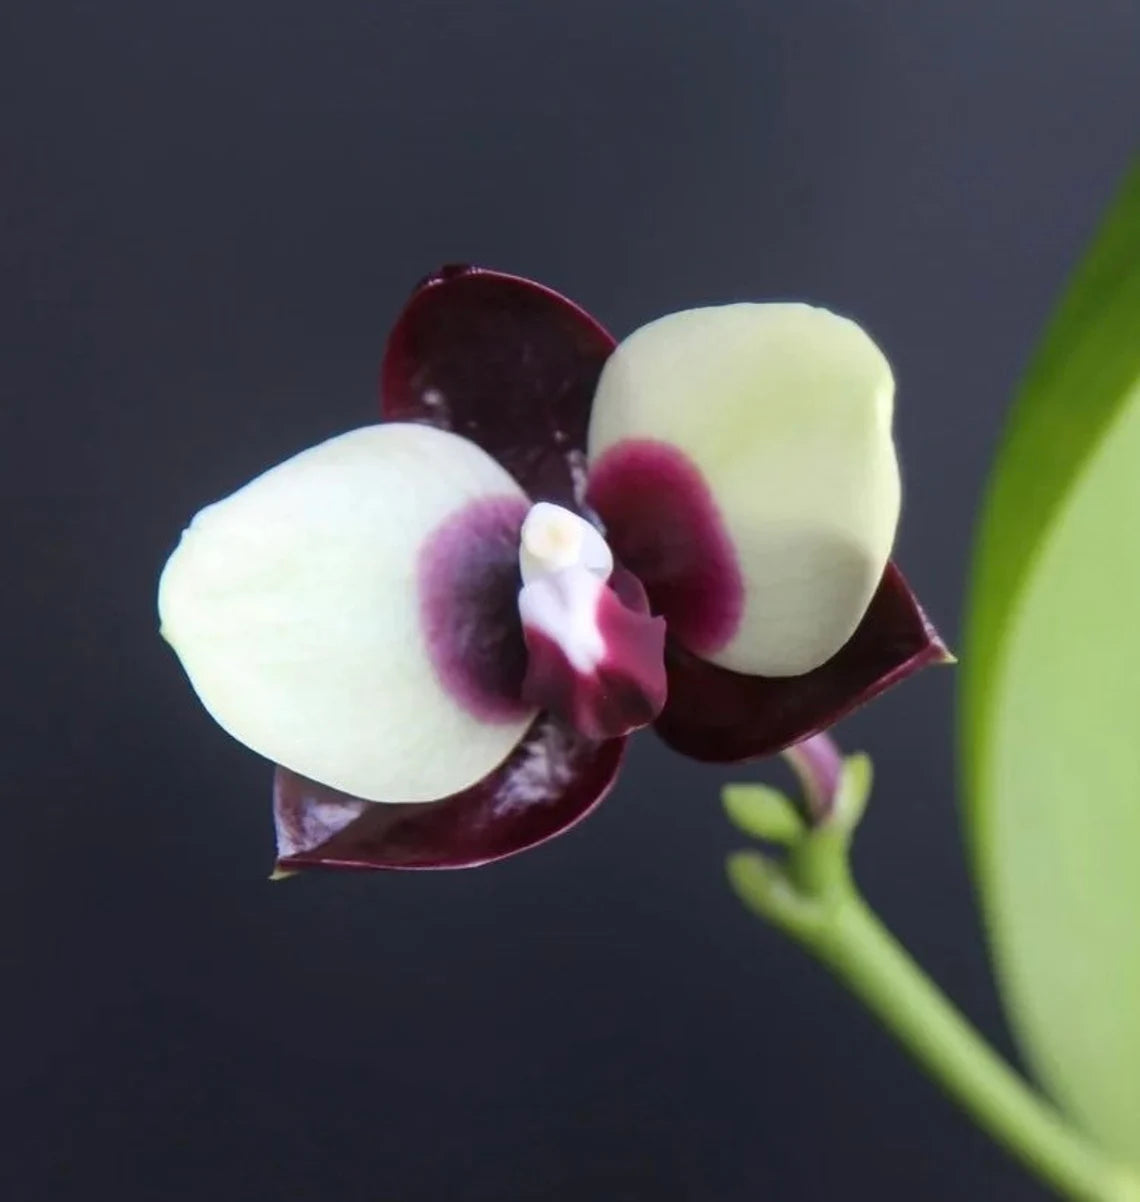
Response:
[[418, 494, 532, 722], [586, 440, 744, 657]]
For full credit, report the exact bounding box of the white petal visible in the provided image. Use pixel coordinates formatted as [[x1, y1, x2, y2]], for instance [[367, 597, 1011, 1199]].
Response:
[[588, 303, 900, 676], [158, 424, 537, 802]]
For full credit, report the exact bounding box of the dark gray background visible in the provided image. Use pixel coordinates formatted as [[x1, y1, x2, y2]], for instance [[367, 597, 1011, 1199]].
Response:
[[3, 1, 1137, 1199]]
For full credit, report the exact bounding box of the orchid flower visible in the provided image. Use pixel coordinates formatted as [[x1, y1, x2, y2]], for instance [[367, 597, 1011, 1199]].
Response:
[[157, 266, 948, 872]]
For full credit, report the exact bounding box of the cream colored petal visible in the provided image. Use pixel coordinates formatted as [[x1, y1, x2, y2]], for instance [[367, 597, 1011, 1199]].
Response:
[[158, 424, 536, 802], [588, 303, 900, 675]]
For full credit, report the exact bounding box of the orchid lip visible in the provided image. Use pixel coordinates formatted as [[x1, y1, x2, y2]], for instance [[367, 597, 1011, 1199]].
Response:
[[516, 502, 667, 741]]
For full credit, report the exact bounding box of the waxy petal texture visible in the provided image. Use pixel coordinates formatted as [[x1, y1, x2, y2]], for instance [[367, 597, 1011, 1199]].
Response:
[[381, 265, 616, 508], [588, 304, 900, 676], [159, 424, 536, 803], [654, 564, 948, 762], [274, 716, 625, 870]]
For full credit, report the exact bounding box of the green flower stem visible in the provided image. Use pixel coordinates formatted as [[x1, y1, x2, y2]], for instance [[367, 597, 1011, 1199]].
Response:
[[728, 817, 1140, 1202]]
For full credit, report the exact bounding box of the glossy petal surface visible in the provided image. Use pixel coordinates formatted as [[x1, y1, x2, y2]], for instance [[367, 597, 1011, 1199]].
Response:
[[274, 716, 626, 870], [654, 564, 947, 762], [159, 424, 535, 803], [588, 303, 900, 676], [381, 265, 616, 508]]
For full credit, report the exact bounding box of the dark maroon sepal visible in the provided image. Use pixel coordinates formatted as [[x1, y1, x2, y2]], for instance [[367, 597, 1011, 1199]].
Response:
[[380, 265, 616, 508], [272, 715, 625, 871], [653, 563, 951, 763]]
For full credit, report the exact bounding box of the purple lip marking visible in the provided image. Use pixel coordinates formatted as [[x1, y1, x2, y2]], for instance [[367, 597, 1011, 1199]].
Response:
[[519, 566, 667, 741], [417, 494, 532, 722], [587, 439, 745, 658]]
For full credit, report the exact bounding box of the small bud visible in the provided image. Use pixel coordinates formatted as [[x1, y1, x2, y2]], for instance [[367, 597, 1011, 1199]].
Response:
[[833, 752, 873, 833], [722, 784, 806, 844], [783, 733, 845, 824]]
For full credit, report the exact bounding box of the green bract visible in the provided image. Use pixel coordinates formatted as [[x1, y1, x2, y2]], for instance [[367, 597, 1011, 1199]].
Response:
[[723, 783, 805, 844], [962, 163, 1140, 1163]]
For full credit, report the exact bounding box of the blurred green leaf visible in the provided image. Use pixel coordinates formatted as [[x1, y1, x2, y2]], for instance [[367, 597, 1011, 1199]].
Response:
[[961, 161, 1140, 1163]]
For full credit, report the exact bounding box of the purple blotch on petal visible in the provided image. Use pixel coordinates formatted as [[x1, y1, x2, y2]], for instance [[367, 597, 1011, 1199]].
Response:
[[418, 494, 531, 721], [654, 563, 950, 763], [587, 439, 745, 657], [273, 716, 626, 871], [381, 266, 616, 509]]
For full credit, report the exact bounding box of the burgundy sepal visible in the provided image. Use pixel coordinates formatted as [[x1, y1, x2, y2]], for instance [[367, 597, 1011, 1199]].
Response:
[[380, 265, 616, 508], [273, 715, 625, 871], [653, 563, 949, 762]]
